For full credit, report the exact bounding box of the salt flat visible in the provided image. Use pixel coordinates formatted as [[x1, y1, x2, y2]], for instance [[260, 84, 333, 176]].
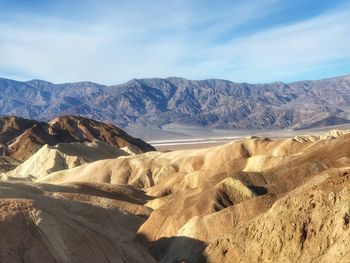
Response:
[[147, 123, 350, 151]]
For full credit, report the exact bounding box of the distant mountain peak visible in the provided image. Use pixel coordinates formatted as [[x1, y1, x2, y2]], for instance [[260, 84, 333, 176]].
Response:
[[1, 74, 350, 130], [26, 79, 53, 84], [166, 76, 188, 81]]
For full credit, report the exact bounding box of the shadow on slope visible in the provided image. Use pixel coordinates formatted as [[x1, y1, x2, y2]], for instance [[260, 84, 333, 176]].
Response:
[[136, 234, 208, 263], [0, 181, 156, 263]]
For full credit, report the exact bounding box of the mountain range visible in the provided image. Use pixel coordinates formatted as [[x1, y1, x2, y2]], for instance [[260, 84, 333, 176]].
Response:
[[1, 74, 350, 129]]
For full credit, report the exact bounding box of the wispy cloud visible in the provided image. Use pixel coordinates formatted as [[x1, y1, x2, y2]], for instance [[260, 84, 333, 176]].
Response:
[[192, 5, 350, 82], [0, 1, 349, 84]]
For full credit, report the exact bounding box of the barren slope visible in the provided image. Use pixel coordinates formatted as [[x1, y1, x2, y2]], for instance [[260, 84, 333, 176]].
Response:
[[31, 130, 350, 261], [0, 115, 155, 161], [0, 181, 155, 263], [2, 130, 350, 262], [5, 140, 134, 180], [204, 169, 350, 263]]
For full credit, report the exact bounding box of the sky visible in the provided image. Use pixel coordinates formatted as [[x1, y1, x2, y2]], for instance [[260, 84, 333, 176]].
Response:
[[0, 0, 350, 84]]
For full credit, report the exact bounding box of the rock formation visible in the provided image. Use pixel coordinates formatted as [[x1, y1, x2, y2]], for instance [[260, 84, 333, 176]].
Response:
[[4, 140, 135, 180], [0, 115, 155, 162]]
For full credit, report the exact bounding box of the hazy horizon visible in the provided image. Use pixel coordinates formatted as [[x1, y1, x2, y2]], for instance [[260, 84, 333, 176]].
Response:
[[1, 71, 349, 87]]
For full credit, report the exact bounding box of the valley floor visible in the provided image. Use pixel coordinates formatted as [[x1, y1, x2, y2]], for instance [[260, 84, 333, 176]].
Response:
[[147, 123, 350, 151]]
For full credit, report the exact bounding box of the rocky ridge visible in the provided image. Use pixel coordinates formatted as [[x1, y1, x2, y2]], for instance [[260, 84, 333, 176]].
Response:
[[1, 74, 350, 129], [0, 115, 155, 161]]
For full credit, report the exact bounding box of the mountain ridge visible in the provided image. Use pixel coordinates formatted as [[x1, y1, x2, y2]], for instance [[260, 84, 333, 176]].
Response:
[[7, 71, 350, 86], [0, 115, 155, 161], [1, 73, 350, 129]]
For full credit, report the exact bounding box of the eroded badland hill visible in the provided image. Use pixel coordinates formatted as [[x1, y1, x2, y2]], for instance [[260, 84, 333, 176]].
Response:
[[0, 116, 349, 262]]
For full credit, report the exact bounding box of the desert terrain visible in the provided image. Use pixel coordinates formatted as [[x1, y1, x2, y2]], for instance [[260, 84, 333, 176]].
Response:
[[0, 115, 349, 262], [148, 123, 350, 151], [2, 1, 350, 262]]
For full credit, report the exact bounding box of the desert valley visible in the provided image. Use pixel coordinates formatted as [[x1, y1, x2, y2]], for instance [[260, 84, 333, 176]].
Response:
[[1, 1, 350, 262], [0, 114, 349, 262]]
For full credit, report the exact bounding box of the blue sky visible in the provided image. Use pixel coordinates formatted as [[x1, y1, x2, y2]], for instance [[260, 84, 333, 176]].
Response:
[[0, 0, 350, 84]]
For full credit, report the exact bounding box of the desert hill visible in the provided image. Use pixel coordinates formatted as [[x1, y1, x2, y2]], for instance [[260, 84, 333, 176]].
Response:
[[0, 115, 155, 161], [0, 181, 155, 263], [1, 128, 350, 262], [4, 140, 137, 180], [28, 129, 350, 261], [1, 74, 350, 130], [204, 169, 350, 262]]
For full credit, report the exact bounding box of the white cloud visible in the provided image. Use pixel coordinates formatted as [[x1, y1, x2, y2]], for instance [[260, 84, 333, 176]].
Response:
[[183, 5, 350, 82], [0, 1, 349, 84]]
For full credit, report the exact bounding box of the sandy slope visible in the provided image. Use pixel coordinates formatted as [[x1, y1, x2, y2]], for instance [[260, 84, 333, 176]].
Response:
[[204, 169, 350, 263], [1, 129, 350, 262], [5, 140, 135, 180], [0, 181, 155, 263]]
